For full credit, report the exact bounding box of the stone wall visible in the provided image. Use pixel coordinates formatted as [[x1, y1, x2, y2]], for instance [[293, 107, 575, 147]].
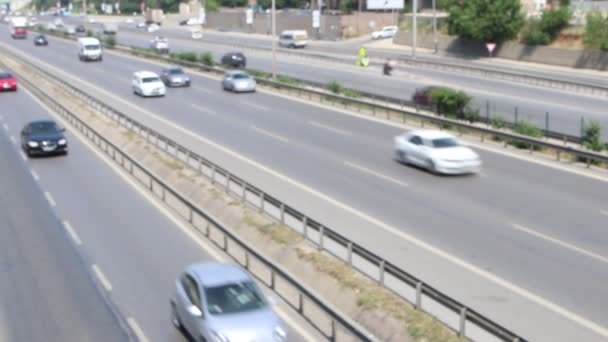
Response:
[[394, 31, 608, 70]]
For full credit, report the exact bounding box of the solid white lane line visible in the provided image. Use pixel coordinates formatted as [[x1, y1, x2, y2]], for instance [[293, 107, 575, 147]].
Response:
[[126, 317, 150, 342], [345, 161, 408, 188], [242, 100, 268, 111], [190, 104, 216, 115], [91, 264, 113, 292], [274, 307, 316, 342], [2, 123, 7, 131], [513, 224, 608, 264], [601, 210, 608, 217], [9, 136, 16, 144], [30, 169, 40, 181], [20, 151, 27, 161], [44, 192, 56, 207], [63, 220, 83, 246], [13, 46, 608, 337], [251, 126, 289, 143], [308, 121, 352, 136]]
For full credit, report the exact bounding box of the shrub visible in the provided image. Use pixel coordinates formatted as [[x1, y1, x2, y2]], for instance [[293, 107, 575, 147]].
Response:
[[582, 121, 604, 152], [539, 7, 570, 39], [342, 89, 360, 98], [104, 35, 116, 48], [584, 11, 608, 51], [248, 70, 271, 79], [429, 87, 471, 120], [86, 30, 94, 37], [511, 120, 543, 149], [492, 115, 507, 129], [277, 75, 300, 85], [522, 25, 551, 45], [327, 80, 342, 94], [169, 52, 197, 62], [200, 52, 214, 66]]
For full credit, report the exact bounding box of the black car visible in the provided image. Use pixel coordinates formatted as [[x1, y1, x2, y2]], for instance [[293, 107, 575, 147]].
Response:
[[21, 120, 68, 156], [33, 34, 48, 46], [221, 52, 246, 68], [76, 25, 86, 33]]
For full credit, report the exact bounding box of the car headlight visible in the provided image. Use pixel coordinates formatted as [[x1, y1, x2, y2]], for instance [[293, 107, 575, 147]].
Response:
[[58, 138, 67, 145], [28, 141, 39, 147], [274, 325, 287, 341], [210, 331, 229, 342]]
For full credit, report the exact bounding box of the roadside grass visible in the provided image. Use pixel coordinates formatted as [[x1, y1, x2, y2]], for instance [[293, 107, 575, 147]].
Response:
[[242, 211, 303, 245]]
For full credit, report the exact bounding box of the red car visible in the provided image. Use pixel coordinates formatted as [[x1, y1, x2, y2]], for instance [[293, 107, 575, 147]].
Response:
[[412, 86, 440, 106], [0, 72, 17, 91]]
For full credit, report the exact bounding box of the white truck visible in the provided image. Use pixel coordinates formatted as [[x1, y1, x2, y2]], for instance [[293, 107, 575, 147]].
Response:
[[10, 17, 28, 39], [77, 37, 103, 61]]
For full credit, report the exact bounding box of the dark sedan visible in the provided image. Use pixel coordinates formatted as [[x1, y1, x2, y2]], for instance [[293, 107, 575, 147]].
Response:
[[221, 52, 246, 68], [21, 120, 68, 156], [76, 25, 86, 33], [33, 34, 48, 46]]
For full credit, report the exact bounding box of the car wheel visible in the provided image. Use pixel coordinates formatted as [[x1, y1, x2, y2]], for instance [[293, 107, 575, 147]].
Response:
[[396, 150, 408, 164], [170, 302, 183, 331], [427, 159, 438, 174]]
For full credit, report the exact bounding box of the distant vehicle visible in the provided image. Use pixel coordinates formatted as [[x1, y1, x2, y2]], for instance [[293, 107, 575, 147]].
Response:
[[132, 71, 166, 97], [0, 71, 17, 91], [125, 18, 134, 24], [65, 25, 76, 35], [145, 8, 163, 25], [160, 67, 191, 87], [180, 17, 202, 26], [20, 120, 68, 157], [27, 17, 37, 27], [171, 262, 287, 342], [77, 37, 102, 61], [149, 36, 169, 53], [412, 86, 440, 106], [75, 24, 86, 33], [53, 17, 64, 27], [147, 23, 159, 33], [10, 17, 27, 39], [222, 70, 256, 93], [88, 17, 96, 23], [394, 130, 481, 175], [221, 52, 246, 68], [136, 21, 146, 28], [46, 22, 57, 30], [191, 29, 202, 39], [278, 30, 308, 48], [33, 34, 48, 46], [102, 22, 118, 34], [371, 25, 398, 40]]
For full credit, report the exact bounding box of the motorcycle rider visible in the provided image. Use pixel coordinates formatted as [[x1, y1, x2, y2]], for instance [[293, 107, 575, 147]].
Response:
[[383, 58, 394, 75]]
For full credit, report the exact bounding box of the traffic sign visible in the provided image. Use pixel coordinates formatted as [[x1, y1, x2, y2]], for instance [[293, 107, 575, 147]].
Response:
[[486, 42, 496, 56]]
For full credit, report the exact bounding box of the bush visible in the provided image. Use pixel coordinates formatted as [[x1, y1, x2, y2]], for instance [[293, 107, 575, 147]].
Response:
[[522, 25, 551, 45], [86, 30, 94, 37], [248, 70, 271, 79], [584, 11, 608, 51], [492, 116, 507, 129], [327, 80, 342, 94], [582, 121, 604, 152], [342, 89, 360, 98], [511, 120, 543, 149], [104, 35, 116, 48], [277, 75, 300, 85], [200, 52, 214, 66], [169, 52, 198, 62], [429, 87, 472, 120], [539, 7, 570, 39]]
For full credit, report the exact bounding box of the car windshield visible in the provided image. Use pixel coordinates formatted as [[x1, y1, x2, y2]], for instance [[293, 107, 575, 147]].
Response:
[[85, 45, 99, 50], [0, 72, 12, 79], [204, 281, 267, 315], [232, 74, 250, 80], [168, 69, 183, 75], [30, 122, 60, 133], [142, 77, 161, 83], [432, 137, 459, 148]]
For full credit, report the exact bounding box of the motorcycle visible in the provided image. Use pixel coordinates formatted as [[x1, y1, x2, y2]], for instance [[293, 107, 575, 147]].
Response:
[[383, 60, 397, 76]]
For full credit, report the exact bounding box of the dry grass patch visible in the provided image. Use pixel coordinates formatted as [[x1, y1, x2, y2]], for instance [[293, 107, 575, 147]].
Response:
[[242, 212, 303, 245]]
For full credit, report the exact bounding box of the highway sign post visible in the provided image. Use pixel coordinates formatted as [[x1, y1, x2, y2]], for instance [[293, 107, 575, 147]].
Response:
[[246, 8, 253, 32], [486, 42, 496, 57]]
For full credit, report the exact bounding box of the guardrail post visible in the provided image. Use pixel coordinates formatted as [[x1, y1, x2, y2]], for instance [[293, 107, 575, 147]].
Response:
[[378, 260, 385, 285], [485, 100, 490, 121], [459, 307, 467, 337], [205, 221, 211, 237], [318, 226, 325, 251], [259, 192, 265, 213], [580, 116, 585, 139], [347, 242, 353, 265], [161, 187, 166, 201], [188, 208, 193, 223], [298, 293, 304, 314], [244, 252, 250, 270], [545, 112, 549, 138], [330, 320, 336, 341], [225, 174, 231, 194], [514, 106, 518, 124], [210, 165, 216, 184], [241, 183, 247, 203], [279, 203, 285, 224], [301, 216, 308, 239], [270, 272, 276, 290], [415, 282, 422, 309], [223, 235, 228, 251]]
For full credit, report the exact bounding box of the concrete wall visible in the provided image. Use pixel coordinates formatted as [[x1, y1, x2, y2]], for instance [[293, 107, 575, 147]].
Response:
[[340, 12, 397, 38], [394, 31, 608, 70]]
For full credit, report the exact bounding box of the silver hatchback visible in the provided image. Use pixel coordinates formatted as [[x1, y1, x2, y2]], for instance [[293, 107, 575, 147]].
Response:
[[222, 71, 256, 93], [171, 262, 287, 342]]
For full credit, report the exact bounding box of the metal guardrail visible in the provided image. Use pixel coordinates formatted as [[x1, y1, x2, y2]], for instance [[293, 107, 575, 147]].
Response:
[[2, 42, 531, 341], [2, 52, 375, 342]]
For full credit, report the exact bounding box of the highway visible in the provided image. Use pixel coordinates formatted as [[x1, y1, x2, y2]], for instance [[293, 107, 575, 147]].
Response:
[[0, 83, 315, 341], [2, 29, 607, 341], [65, 19, 608, 140]]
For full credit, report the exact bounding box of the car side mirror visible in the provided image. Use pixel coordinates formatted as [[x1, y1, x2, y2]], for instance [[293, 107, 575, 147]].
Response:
[[187, 305, 202, 317]]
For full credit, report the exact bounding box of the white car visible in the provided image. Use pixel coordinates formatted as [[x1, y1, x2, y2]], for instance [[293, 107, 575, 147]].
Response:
[[125, 18, 134, 24], [132, 71, 166, 97], [88, 17, 96, 23], [191, 29, 202, 39], [53, 18, 64, 27], [136, 21, 146, 29], [149, 36, 169, 53], [147, 23, 159, 33], [371, 25, 398, 40], [186, 17, 203, 25], [222, 71, 256, 93], [394, 130, 481, 175]]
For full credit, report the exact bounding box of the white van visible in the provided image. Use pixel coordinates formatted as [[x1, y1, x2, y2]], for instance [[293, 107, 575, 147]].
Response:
[[132, 71, 166, 97], [278, 30, 308, 48], [77, 37, 102, 61]]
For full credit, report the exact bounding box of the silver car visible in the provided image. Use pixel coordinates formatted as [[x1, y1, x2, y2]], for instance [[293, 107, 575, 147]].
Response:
[[171, 263, 287, 342], [222, 71, 256, 93], [160, 67, 191, 87]]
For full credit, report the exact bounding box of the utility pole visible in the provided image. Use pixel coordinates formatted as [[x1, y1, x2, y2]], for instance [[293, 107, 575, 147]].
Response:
[[432, 0, 437, 53], [412, 0, 417, 59], [271, 0, 276, 78]]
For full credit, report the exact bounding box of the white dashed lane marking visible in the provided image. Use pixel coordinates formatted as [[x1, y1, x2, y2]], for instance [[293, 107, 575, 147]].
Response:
[[308, 121, 353, 136], [91, 264, 113, 292], [345, 161, 409, 188], [63, 221, 83, 246], [251, 126, 289, 143], [44, 192, 56, 207], [30, 170, 40, 181]]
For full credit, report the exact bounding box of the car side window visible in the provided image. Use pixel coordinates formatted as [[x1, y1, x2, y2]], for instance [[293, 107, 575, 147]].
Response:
[[181, 274, 202, 309], [408, 135, 422, 145]]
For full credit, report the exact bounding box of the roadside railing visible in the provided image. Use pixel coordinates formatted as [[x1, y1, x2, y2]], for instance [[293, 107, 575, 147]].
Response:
[[1, 53, 376, 342], [2, 42, 530, 341]]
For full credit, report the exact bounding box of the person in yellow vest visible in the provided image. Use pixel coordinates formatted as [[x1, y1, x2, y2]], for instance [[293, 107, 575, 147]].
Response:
[[357, 47, 369, 67]]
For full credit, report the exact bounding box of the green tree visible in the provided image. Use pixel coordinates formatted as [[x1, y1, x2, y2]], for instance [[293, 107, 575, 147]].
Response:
[[584, 11, 608, 51], [582, 121, 604, 152], [444, 0, 525, 43]]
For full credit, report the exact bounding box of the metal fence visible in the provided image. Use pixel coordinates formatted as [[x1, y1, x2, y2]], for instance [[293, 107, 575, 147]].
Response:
[[1, 41, 531, 341], [2, 54, 376, 342]]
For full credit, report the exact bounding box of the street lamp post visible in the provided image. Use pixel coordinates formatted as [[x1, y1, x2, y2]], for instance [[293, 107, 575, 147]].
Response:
[[412, 0, 417, 59], [271, 0, 276, 78], [432, 0, 437, 53]]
